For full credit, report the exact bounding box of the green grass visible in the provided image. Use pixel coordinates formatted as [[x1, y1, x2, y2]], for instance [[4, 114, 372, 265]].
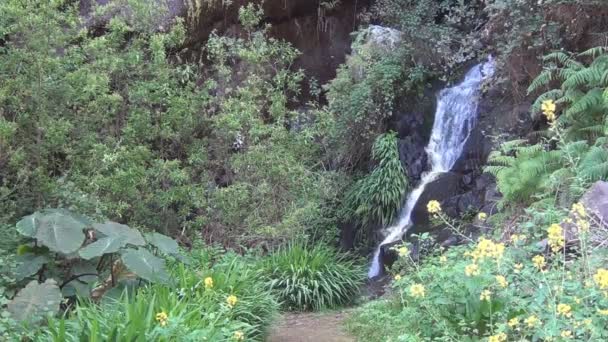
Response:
[[260, 243, 365, 311]]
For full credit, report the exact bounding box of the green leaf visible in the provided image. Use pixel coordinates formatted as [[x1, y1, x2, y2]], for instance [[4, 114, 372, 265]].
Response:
[[14, 254, 50, 281], [70, 261, 99, 283], [35, 211, 87, 254], [7, 279, 62, 324], [79, 235, 128, 260], [93, 222, 145, 246], [121, 248, 170, 284], [16, 212, 41, 238], [146, 232, 179, 255]]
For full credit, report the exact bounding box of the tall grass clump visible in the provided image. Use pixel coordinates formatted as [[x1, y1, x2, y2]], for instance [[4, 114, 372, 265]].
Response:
[[260, 243, 365, 311]]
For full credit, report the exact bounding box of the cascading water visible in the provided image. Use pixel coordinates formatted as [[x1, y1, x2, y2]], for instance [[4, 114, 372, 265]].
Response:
[[368, 57, 496, 278]]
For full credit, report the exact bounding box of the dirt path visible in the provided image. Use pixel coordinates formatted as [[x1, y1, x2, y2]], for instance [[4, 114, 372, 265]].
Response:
[[267, 311, 355, 342]]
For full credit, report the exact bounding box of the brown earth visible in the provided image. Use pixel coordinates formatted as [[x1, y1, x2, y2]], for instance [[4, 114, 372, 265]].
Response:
[[267, 311, 355, 342]]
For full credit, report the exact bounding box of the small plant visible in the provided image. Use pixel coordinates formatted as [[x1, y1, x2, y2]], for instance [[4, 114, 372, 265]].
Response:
[[260, 243, 365, 311]]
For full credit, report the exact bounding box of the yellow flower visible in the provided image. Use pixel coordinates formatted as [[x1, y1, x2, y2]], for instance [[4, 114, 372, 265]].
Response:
[[583, 318, 592, 326], [571, 202, 586, 217], [155, 311, 168, 327], [439, 255, 447, 263], [478, 212, 487, 220], [495, 275, 508, 288], [465, 263, 480, 277], [409, 283, 425, 298], [488, 332, 507, 342], [204, 277, 214, 289], [541, 99, 557, 121], [233, 331, 245, 341], [577, 219, 590, 233], [560, 330, 573, 339], [594, 268, 608, 289], [547, 223, 565, 252], [227, 295, 238, 308], [397, 246, 409, 257], [469, 238, 505, 262], [574, 297, 581, 304], [524, 315, 540, 327], [598, 309, 608, 316], [427, 200, 441, 214], [480, 289, 492, 301], [557, 303, 572, 318], [532, 255, 546, 270], [508, 317, 519, 328], [394, 274, 402, 281], [514, 263, 524, 273]]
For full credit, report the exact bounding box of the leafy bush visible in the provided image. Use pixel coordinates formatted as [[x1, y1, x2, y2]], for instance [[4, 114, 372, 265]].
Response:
[[344, 132, 408, 226], [349, 201, 608, 341], [485, 47, 608, 206], [260, 244, 365, 311], [45, 245, 278, 341]]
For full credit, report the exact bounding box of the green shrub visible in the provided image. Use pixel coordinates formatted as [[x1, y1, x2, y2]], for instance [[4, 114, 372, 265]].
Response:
[[45, 246, 278, 341], [260, 244, 365, 311], [349, 202, 608, 341]]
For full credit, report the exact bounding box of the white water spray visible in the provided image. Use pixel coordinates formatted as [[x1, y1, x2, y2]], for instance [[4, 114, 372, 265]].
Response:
[[368, 57, 496, 278]]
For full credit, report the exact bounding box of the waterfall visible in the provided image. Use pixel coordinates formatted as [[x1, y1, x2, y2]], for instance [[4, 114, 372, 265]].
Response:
[[368, 57, 496, 278]]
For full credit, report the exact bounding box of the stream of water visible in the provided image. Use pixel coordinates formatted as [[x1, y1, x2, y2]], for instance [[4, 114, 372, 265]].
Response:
[[368, 57, 496, 278]]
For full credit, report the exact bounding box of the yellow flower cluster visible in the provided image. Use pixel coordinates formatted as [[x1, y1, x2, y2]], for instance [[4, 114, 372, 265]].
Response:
[[561, 330, 573, 339], [594, 268, 608, 289], [155, 311, 169, 327], [480, 289, 492, 301], [427, 200, 441, 214], [547, 223, 565, 252], [541, 99, 557, 122], [513, 263, 524, 273], [465, 263, 480, 277], [394, 274, 402, 281], [227, 295, 238, 308], [410, 283, 425, 298], [571, 202, 590, 233], [495, 275, 508, 288], [508, 317, 519, 328], [532, 255, 546, 270], [557, 303, 572, 318], [205, 277, 214, 289], [572, 202, 586, 217], [439, 255, 447, 263], [524, 315, 540, 327], [465, 237, 505, 263], [478, 212, 487, 220], [510, 234, 526, 244], [488, 332, 507, 342], [233, 331, 245, 341], [397, 246, 409, 257]]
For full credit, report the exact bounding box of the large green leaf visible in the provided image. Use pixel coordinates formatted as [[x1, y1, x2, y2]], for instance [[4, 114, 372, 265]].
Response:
[[35, 211, 86, 254], [79, 235, 128, 260], [146, 232, 179, 255], [14, 254, 50, 281], [93, 222, 145, 246], [16, 212, 41, 238], [7, 279, 62, 324], [121, 248, 169, 283], [70, 261, 99, 283]]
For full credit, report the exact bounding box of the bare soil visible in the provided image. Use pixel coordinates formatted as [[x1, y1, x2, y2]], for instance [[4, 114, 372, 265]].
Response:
[[267, 311, 355, 342]]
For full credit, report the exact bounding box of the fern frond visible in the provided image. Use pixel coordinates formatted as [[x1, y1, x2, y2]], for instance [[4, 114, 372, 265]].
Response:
[[483, 165, 506, 177], [543, 51, 572, 65], [565, 88, 605, 116], [579, 46, 608, 58], [528, 69, 554, 94], [562, 67, 603, 89]]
